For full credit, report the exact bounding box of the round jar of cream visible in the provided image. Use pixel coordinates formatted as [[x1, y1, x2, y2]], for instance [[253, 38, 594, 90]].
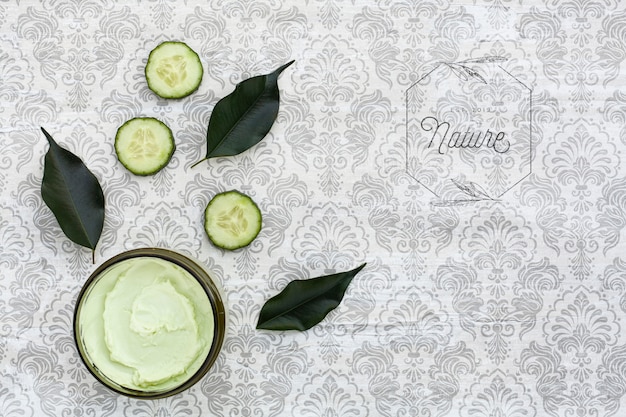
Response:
[[73, 248, 226, 398]]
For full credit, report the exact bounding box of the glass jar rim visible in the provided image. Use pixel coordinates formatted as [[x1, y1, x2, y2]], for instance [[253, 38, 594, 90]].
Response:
[[73, 247, 227, 399]]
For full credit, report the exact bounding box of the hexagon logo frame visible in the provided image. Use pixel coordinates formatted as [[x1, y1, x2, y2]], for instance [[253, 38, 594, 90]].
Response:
[[406, 56, 532, 205]]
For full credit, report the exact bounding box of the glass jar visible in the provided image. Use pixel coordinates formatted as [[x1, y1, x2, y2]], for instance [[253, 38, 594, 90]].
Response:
[[73, 248, 226, 399]]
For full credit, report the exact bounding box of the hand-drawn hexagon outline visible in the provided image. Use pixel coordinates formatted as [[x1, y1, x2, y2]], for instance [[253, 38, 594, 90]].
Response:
[[405, 58, 533, 201]]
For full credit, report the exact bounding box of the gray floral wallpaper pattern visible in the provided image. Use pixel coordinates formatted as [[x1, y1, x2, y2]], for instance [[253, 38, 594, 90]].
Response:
[[2, 0, 626, 416]]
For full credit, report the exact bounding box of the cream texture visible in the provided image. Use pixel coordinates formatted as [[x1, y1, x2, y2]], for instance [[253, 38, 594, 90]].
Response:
[[78, 257, 215, 392]]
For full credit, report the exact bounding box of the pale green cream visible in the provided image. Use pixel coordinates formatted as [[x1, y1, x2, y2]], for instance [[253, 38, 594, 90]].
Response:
[[78, 257, 215, 392]]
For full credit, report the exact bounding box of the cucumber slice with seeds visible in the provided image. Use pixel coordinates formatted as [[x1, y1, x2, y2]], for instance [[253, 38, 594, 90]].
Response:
[[145, 41, 203, 99], [204, 190, 262, 250], [115, 117, 175, 176]]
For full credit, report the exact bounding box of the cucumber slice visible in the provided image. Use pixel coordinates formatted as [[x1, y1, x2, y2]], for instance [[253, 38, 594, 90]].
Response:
[[115, 117, 175, 176], [145, 41, 203, 99], [204, 190, 262, 250]]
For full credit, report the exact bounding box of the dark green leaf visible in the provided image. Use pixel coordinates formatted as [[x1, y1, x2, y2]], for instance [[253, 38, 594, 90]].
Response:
[[40, 127, 105, 260], [192, 60, 294, 167], [256, 263, 366, 331]]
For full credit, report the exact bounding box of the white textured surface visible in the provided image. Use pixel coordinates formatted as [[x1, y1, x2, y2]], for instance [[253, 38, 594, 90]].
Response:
[[2, 1, 626, 416]]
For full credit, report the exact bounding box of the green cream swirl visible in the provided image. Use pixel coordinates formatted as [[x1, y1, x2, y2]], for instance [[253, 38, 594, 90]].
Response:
[[78, 257, 215, 392]]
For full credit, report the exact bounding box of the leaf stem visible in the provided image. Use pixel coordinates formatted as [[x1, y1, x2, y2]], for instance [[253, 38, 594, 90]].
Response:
[[190, 158, 206, 169]]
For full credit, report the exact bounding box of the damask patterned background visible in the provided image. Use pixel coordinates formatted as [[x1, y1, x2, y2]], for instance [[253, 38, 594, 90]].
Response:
[[2, 0, 626, 416]]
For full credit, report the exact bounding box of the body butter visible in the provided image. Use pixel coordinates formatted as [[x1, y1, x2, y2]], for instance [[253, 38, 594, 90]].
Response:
[[74, 249, 225, 398]]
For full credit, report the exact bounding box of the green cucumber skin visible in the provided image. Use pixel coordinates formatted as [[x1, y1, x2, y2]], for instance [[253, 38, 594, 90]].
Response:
[[118, 149, 174, 177], [145, 41, 203, 99], [204, 190, 262, 250], [115, 117, 175, 176]]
